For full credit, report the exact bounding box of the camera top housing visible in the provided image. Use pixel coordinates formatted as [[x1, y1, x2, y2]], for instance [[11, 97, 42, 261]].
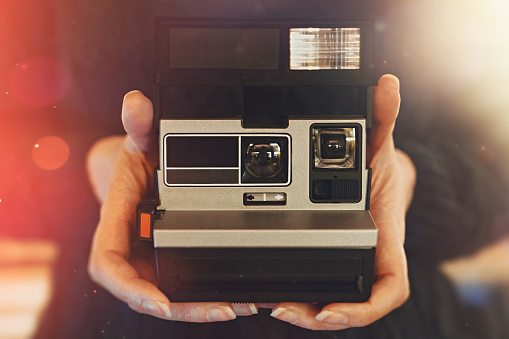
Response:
[[137, 18, 378, 303]]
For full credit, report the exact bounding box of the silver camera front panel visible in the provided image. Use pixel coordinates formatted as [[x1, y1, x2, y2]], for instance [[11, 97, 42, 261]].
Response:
[[153, 210, 377, 248], [158, 119, 368, 211]]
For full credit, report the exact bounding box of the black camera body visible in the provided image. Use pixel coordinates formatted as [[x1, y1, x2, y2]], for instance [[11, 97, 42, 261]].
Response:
[[137, 18, 377, 302]]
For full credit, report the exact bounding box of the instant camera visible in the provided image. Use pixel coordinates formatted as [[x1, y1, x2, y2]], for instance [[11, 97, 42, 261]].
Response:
[[137, 18, 377, 303]]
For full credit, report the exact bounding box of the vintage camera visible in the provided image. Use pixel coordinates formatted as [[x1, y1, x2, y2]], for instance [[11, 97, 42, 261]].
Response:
[[137, 19, 377, 303]]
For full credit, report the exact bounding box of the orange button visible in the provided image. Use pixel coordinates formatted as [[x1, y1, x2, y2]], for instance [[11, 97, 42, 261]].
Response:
[[140, 213, 152, 239]]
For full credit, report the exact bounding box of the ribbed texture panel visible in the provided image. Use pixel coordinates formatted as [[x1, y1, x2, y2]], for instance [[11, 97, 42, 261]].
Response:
[[333, 179, 359, 201], [166, 136, 238, 167]]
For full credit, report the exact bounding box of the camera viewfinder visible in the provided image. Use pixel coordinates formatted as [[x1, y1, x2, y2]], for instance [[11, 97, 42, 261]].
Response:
[[314, 127, 356, 169]]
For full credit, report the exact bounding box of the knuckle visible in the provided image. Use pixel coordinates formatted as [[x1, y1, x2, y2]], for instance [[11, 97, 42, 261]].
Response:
[[363, 308, 378, 327], [87, 253, 100, 282], [394, 269, 411, 307], [400, 277, 411, 304], [127, 302, 142, 314], [116, 284, 134, 304], [347, 307, 377, 328], [87, 250, 109, 286], [170, 305, 199, 322], [127, 300, 155, 317]]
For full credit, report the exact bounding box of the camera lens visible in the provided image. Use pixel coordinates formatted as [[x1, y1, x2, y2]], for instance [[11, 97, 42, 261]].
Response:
[[245, 142, 282, 178], [241, 136, 289, 184], [254, 146, 270, 165], [320, 133, 346, 159]]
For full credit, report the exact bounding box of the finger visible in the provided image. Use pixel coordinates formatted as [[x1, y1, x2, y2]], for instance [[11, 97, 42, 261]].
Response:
[[88, 144, 161, 320], [88, 146, 239, 323], [232, 303, 258, 316], [315, 268, 409, 328], [163, 303, 237, 322], [131, 300, 237, 322], [270, 303, 348, 331], [271, 264, 409, 331], [91, 212, 239, 323], [121, 90, 156, 154], [313, 237, 408, 329], [367, 74, 401, 164], [89, 249, 237, 322], [86, 136, 125, 204], [271, 240, 408, 331], [128, 245, 159, 285]]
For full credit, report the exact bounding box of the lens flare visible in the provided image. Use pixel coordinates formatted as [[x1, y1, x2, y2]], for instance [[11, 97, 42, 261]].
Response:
[[380, 1, 487, 98], [32, 136, 70, 171], [8, 58, 71, 107], [474, 145, 495, 164]]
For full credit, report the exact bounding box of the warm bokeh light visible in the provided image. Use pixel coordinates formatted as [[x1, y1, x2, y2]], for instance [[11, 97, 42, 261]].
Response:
[[7, 58, 71, 108], [31, 136, 71, 171], [0, 239, 57, 339], [381, 1, 488, 98]]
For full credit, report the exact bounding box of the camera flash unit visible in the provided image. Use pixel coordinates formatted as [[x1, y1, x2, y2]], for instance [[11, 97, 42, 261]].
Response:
[[290, 27, 361, 70]]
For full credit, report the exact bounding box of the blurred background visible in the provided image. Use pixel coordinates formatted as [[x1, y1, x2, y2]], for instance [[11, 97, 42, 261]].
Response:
[[1, 0, 509, 338]]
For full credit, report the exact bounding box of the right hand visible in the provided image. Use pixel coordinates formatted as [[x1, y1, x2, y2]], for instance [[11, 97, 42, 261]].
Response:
[[86, 90, 257, 322], [268, 75, 414, 330]]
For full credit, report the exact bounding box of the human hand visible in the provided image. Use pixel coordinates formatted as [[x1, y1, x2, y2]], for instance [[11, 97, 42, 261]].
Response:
[[269, 74, 416, 330], [87, 90, 257, 322]]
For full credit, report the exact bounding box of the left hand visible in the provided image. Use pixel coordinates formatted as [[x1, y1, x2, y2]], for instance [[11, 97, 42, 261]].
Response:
[[269, 74, 416, 330], [86, 91, 256, 322]]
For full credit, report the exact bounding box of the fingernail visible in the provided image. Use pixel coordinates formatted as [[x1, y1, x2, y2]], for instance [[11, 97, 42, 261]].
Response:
[[315, 310, 348, 325], [270, 307, 299, 324], [157, 302, 172, 318], [142, 300, 172, 319], [122, 90, 142, 121], [123, 90, 142, 102], [207, 306, 236, 321], [232, 303, 258, 316]]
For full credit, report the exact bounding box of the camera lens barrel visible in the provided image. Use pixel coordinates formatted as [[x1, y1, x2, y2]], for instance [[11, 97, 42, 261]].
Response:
[[245, 143, 282, 178]]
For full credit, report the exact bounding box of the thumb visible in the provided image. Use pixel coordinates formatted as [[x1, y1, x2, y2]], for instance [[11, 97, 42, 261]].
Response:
[[367, 74, 400, 165], [121, 90, 156, 154]]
